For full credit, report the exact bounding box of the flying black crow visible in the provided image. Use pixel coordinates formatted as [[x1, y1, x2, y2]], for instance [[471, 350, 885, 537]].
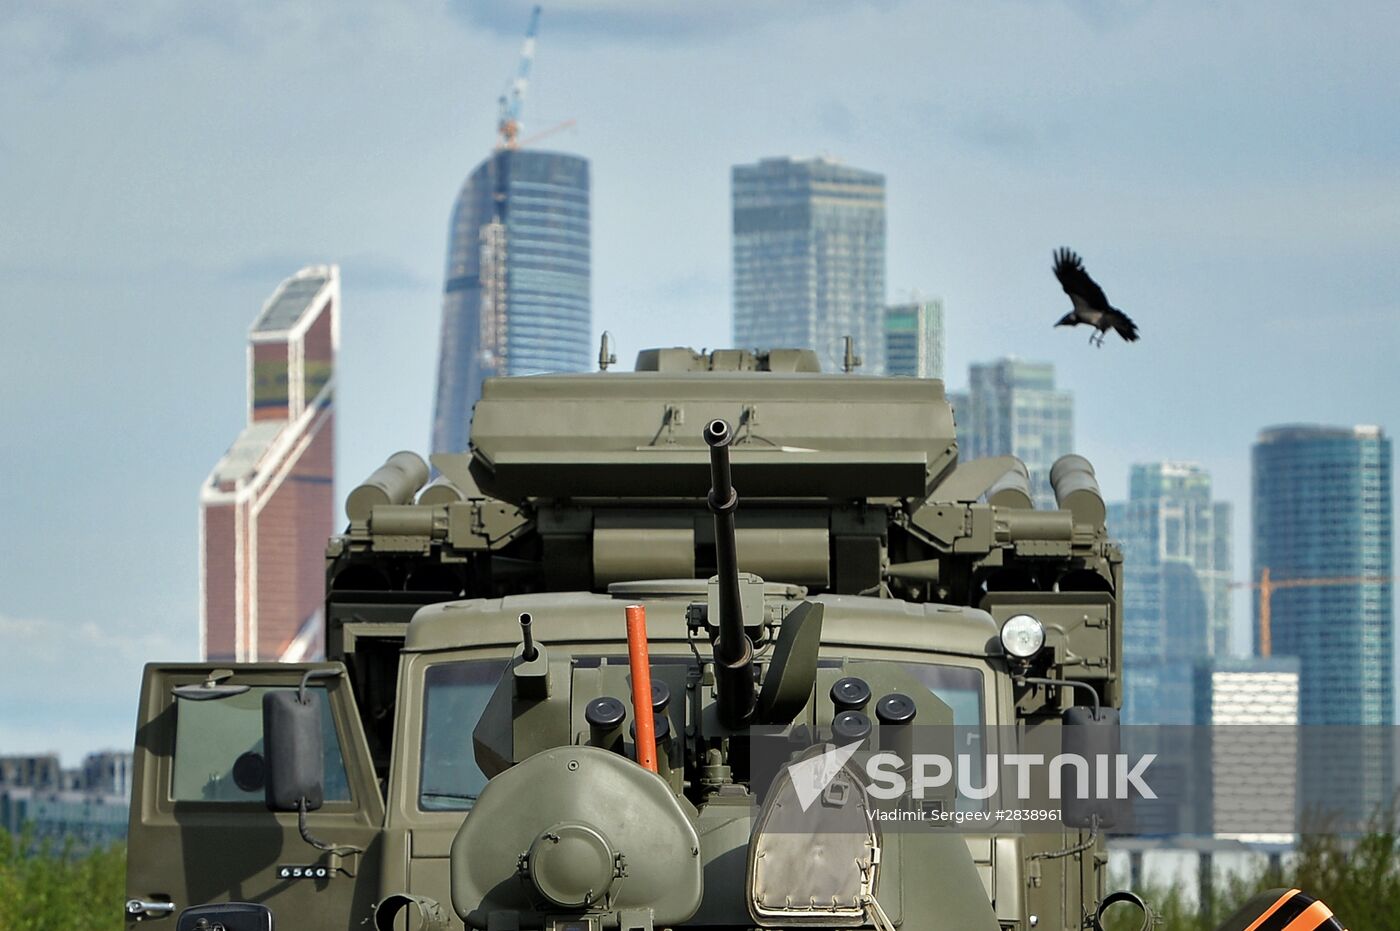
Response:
[[1052, 248, 1139, 347]]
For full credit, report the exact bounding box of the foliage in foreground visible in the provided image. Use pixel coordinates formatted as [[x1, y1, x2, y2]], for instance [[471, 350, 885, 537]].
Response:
[[0, 829, 126, 931], [1104, 808, 1400, 930], [6, 817, 1400, 931]]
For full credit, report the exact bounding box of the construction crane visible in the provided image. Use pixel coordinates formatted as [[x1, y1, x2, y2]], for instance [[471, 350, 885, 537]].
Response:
[[517, 118, 576, 149], [1229, 568, 1393, 657], [496, 5, 542, 150]]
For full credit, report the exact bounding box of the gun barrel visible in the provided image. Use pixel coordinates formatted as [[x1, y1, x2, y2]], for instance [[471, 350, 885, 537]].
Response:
[[519, 612, 537, 662], [704, 419, 755, 728]]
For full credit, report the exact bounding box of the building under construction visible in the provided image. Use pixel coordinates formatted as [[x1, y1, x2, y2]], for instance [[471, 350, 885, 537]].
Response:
[[1252, 424, 1393, 726], [432, 6, 590, 456]]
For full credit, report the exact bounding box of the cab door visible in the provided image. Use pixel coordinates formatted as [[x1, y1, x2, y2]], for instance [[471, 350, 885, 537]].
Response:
[[124, 663, 384, 930]]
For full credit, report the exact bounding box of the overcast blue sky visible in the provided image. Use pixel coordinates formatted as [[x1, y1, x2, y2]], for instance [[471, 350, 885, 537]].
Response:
[[1, 1, 1397, 762]]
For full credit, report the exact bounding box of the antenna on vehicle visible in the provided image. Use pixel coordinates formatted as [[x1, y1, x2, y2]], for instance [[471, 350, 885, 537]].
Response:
[[842, 336, 862, 373], [598, 331, 617, 371]]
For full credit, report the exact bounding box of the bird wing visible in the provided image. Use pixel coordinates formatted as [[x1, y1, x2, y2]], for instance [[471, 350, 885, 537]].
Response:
[[1104, 309, 1139, 342], [1053, 248, 1111, 311]]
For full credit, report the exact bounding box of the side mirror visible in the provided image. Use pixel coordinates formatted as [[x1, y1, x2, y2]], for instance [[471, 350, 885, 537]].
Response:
[[1060, 705, 1123, 829], [262, 690, 324, 812]]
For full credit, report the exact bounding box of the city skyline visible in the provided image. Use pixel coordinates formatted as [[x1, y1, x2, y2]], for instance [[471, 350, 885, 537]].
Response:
[[1112, 461, 1233, 724], [1252, 423, 1395, 816], [2, 2, 1396, 762], [0, 750, 133, 850], [732, 156, 887, 373], [200, 266, 338, 662], [1253, 424, 1393, 726], [885, 298, 945, 380], [951, 358, 1074, 509], [432, 148, 591, 455]]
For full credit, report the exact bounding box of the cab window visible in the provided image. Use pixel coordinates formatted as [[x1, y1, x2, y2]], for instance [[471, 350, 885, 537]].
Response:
[[904, 663, 985, 811], [171, 686, 350, 803], [903, 663, 983, 726], [420, 661, 508, 811]]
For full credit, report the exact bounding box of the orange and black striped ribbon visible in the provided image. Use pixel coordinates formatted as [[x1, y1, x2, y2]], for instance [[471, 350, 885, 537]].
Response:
[[1240, 889, 1346, 931]]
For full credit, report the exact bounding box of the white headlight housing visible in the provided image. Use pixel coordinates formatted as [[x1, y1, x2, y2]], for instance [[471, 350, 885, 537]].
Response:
[[1000, 614, 1046, 659]]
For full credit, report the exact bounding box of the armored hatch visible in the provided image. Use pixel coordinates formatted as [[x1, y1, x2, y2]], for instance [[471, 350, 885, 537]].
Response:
[[433, 352, 957, 502]]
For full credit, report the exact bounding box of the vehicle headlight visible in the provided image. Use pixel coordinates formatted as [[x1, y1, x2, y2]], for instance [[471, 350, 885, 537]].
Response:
[[1000, 614, 1045, 659]]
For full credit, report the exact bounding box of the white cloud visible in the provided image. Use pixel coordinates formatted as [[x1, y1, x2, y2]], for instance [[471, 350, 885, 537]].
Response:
[[0, 611, 177, 764]]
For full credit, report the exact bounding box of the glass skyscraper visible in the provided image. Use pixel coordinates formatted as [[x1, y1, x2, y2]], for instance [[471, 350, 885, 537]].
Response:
[[433, 149, 590, 455], [1110, 462, 1233, 724], [1253, 424, 1393, 725], [732, 157, 886, 373], [952, 359, 1073, 509], [884, 299, 944, 380]]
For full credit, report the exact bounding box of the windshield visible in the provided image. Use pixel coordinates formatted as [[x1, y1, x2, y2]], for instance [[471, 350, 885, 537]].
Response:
[[900, 662, 983, 728], [904, 663, 986, 812], [417, 656, 985, 812], [420, 660, 508, 811]]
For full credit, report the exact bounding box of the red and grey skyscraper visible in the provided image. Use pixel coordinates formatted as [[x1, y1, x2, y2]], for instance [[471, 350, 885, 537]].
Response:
[[200, 266, 338, 661]]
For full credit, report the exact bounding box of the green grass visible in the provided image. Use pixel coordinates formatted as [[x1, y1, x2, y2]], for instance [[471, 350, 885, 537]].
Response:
[[4, 819, 1400, 931]]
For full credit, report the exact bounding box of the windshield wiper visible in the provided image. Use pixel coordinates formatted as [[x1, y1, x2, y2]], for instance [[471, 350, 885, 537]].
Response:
[[420, 791, 479, 803]]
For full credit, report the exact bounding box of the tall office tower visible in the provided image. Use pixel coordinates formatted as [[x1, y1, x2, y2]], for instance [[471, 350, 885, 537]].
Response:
[[1255, 425, 1393, 822], [1253, 425, 1393, 724], [1114, 463, 1233, 723], [732, 157, 886, 374], [433, 150, 591, 455], [955, 359, 1073, 508], [200, 267, 338, 662], [884, 299, 944, 380]]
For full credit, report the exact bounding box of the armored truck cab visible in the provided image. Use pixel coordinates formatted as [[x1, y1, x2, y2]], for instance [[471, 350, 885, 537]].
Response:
[[125, 348, 1136, 931]]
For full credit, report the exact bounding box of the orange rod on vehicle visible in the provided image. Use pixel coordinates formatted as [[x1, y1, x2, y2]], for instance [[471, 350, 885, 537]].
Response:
[[625, 604, 658, 773]]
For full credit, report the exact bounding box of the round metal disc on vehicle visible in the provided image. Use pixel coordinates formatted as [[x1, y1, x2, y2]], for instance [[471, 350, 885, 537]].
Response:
[[832, 709, 872, 744], [875, 692, 917, 724], [830, 676, 871, 711], [527, 822, 615, 908], [585, 697, 626, 728]]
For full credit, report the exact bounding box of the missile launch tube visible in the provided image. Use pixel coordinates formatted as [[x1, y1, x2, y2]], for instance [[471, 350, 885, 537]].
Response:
[[346, 451, 430, 521], [1049, 454, 1106, 527], [417, 475, 466, 506], [987, 460, 1033, 510]]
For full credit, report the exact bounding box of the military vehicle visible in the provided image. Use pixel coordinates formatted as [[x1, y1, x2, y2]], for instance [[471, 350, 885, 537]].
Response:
[[123, 347, 1330, 931]]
